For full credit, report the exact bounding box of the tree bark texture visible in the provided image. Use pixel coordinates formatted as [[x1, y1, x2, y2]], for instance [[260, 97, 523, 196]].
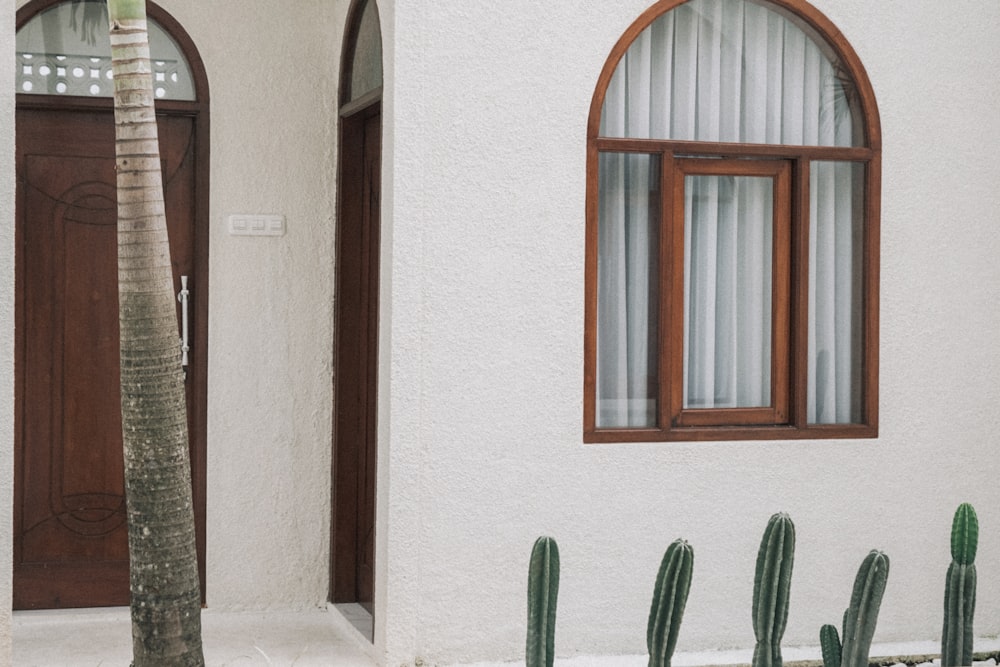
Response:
[[107, 3, 205, 664]]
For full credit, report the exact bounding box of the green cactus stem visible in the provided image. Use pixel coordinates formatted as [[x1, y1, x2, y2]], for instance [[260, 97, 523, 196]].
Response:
[[841, 550, 890, 667], [752, 513, 796, 667], [942, 503, 978, 667], [647, 539, 694, 667], [820, 624, 842, 667], [526, 536, 560, 667], [951, 503, 978, 566]]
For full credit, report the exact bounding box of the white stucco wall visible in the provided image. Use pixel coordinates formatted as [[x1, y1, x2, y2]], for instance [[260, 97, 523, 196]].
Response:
[[380, 0, 1000, 664], [117, 0, 346, 612], [1, 0, 15, 663], [162, 0, 345, 611]]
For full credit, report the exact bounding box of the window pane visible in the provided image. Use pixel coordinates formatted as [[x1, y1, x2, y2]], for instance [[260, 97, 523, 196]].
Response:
[[348, 0, 383, 102], [684, 175, 772, 408], [16, 0, 195, 100], [809, 162, 864, 424], [600, 0, 860, 147], [596, 153, 660, 428]]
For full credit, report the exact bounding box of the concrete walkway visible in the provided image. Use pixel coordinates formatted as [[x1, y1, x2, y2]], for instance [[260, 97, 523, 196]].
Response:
[[13, 605, 376, 666]]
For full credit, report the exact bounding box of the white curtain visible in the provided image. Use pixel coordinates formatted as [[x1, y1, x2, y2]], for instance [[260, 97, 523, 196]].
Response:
[[683, 174, 773, 409], [597, 153, 660, 428], [596, 0, 861, 427], [808, 162, 863, 423]]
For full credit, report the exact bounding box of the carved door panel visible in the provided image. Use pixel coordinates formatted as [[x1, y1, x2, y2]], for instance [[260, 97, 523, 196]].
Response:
[[14, 107, 200, 609]]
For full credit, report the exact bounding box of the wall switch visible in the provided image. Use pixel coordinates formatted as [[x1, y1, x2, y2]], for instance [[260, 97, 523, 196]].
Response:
[[228, 214, 285, 237]]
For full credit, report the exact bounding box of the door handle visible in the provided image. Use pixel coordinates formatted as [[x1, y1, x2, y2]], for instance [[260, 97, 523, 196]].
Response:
[[177, 275, 190, 370]]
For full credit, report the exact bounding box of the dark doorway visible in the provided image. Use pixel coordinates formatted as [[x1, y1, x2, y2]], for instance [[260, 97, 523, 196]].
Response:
[[331, 0, 382, 622], [331, 102, 381, 612]]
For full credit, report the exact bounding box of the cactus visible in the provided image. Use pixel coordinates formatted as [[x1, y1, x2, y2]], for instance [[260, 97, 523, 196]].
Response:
[[526, 536, 560, 667], [647, 539, 694, 667], [942, 503, 978, 667], [840, 550, 890, 667], [820, 623, 842, 667], [819, 551, 889, 667], [752, 513, 796, 667]]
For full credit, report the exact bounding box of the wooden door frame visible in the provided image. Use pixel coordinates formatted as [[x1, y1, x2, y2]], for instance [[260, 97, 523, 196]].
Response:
[[330, 0, 383, 618], [14, 0, 210, 603], [330, 100, 382, 608]]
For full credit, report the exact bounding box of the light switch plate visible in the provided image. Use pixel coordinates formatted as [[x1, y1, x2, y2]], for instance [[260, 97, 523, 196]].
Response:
[[228, 214, 285, 237]]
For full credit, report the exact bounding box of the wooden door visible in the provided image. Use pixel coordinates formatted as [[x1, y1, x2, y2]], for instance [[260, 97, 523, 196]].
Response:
[[332, 103, 381, 612], [13, 106, 206, 609]]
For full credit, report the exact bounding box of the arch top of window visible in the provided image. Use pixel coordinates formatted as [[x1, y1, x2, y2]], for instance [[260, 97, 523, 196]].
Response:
[[594, 0, 879, 149], [342, 0, 383, 108], [16, 0, 195, 100]]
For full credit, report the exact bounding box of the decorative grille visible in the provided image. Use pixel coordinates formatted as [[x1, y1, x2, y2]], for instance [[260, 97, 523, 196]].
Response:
[[17, 51, 184, 98]]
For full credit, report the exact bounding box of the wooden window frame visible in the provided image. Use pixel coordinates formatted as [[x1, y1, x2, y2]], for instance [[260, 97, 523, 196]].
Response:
[[669, 158, 792, 429], [584, 0, 881, 443]]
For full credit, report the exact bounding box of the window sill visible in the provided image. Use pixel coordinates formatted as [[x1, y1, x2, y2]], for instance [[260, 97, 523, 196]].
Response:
[[583, 423, 878, 444]]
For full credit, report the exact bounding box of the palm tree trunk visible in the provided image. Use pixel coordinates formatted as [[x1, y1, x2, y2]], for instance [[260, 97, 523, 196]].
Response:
[[107, 1, 204, 664]]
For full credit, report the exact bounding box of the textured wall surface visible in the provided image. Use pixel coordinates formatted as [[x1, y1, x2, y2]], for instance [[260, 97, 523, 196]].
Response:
[[161, 0, 346, 610], [380, 0, 1000, 664]]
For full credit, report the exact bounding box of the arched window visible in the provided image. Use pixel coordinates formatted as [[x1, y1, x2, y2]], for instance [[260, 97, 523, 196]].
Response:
[[584, 0, 880, 442], [342, 0, 382, 107], [16, 0, 195, 99]]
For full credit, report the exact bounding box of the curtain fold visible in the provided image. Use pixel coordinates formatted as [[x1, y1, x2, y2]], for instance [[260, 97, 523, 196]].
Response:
[[684, 175, 773, 409], [596, 0, 861, 427], [808, 161, 863, 423], [602, 0, 855, 146], [597, 153, 659, 428]]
